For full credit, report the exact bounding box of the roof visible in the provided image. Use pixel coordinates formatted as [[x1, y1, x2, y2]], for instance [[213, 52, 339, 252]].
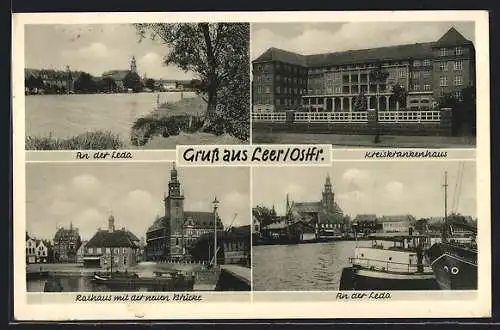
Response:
[[434, 27, 473, 48], [253, 47, 308, 66], [252, 28, 472, 68], [263, 221, 288, 230], [101, 70, 130, 81], [380, 214, 416, 223], [25, 68, 83, 80], [54, 227, 81, 242], [86, 229, 139, 248], [26, 232, 31, 241], [353, 214, 378, 222], [293, 202, 322, 213]]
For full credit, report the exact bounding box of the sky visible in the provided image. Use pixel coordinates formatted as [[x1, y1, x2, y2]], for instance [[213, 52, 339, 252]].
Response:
[[26, 163, 249, 241], [253, 161, 476, 220], [24, 24, 194, 80], [251, 22, 475, 60]]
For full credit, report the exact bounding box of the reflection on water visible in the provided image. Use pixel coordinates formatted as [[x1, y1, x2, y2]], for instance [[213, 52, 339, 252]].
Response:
[[27, 275, 179, 292], [25, 92, 196, 144], [253, 241, 371, 291]]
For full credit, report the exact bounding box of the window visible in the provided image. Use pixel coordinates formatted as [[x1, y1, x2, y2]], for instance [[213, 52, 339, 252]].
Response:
[[413, 84, 420, 91], [439, 62, 448, 71], [412, 71, 420, 79], [423, 59, 431, 67], [454, 90, 462, 100], [96, 247, 102, 254], [413, 60, 421, 67], [114, 248, 119, 254], [440, 48, 447, 56], [424, 84, 431, 91], [276, 86, 280, 94], [423, 71, 431, 79], [265, 86, 270, 93], [455, 47, 463, 55], [454, 61, 463, 71], [123, 255, 127, 265], [439, 76, 448, 87], [454, 75, 463, 86], [399, 70, 406, 78]]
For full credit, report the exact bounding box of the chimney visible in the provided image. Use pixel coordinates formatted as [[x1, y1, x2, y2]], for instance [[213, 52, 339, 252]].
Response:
[[108, 215, 115, 233]]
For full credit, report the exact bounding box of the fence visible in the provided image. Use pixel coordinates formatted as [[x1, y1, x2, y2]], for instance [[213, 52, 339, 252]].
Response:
[[251, 110, 441, 124]]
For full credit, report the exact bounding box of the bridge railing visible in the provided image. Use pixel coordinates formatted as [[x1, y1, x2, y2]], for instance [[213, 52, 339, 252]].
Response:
[[252, 113, 286, 122]]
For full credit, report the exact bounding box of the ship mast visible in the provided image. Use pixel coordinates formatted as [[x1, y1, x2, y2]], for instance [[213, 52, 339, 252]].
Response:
[[443, 171, 448, 241]]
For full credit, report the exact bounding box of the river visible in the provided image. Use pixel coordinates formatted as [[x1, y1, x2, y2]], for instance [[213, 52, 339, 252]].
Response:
[[25, 92, 196, 144], [252, 240, 371, 291]]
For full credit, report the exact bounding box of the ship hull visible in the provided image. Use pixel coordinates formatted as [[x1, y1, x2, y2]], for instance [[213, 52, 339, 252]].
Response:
[[339, 267, 440, 291], [426, 243, 477, 290]]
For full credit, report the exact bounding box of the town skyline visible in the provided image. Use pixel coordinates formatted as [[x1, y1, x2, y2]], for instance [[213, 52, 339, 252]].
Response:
[[25, 24, 195, 80], [253, 161, 477, 220], [251, 21, 475, 60], [26, 163, 250, 241]]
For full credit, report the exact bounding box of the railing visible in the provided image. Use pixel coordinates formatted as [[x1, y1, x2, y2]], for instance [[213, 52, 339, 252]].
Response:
[[252, 110, 441, 123], [349, 257, 425, 273], [378, 111, 441, 123], [252, 113, 286, 122], [294, 112, 368, 123]]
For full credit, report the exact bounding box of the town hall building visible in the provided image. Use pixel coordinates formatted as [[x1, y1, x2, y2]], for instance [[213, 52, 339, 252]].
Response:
[[145, 163, 224, 261]]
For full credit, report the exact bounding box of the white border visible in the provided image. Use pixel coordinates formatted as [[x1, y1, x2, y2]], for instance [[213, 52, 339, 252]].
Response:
[[13, 11, 490, 320]]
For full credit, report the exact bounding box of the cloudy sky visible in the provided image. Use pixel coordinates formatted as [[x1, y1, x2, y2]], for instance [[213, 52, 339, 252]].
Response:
[[251, 22, 475, 60], [26, 163, 249, 241], [253, 161, 476, 220], [25, 24, 194, 80]]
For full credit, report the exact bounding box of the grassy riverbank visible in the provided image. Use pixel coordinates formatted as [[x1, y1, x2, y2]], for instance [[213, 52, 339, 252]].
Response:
[[26, 131, 125, 150]]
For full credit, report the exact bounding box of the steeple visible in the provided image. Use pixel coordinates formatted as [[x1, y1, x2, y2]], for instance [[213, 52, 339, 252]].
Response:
[[168, 162, 181, 197], [130, 56, 137, 73], [322, 174, 335, 212], [286, 193, 290, 211], [108, 214, 115, 233]]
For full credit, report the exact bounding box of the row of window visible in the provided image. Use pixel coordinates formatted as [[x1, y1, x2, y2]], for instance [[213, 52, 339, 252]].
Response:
[[440, 47, 464, 57], [275, 75, 307, 84], [87, 247, 128, 254], [439, 76, 464, 87], [275, 86, 307, 94], [102, 256, 128, 266], [439, 60, 464, 71], [412, 84, 432, 91]]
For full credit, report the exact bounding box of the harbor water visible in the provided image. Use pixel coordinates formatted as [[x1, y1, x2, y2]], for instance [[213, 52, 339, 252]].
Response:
[[252, 240, 372, 291]]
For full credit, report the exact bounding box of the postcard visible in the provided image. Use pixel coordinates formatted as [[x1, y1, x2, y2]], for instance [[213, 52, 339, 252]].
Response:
[[12, 10, 490, 320]]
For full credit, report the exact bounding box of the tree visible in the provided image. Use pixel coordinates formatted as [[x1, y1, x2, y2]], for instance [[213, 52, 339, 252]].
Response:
[[135, 23, 250, 140], [124, 71, 143, 92], [252, 206, 277, 228], [145, 78, 156, 91], [368, 63, 389, 143], [74, 72, 98, 93], [353, 90, 368, 112], [391, 84, 408, 109], [437, 86, 476, 136], [98, 77, 117, 93]]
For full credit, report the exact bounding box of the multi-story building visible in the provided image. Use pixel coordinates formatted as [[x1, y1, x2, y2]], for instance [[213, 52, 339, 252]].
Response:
[[26, 233, 37, 264], [83, 215, 140, 269], [252, 27, 475, 113], [380, 215, 416, 233], [145, 163, 224, 261], [53, 224, 82, 263]]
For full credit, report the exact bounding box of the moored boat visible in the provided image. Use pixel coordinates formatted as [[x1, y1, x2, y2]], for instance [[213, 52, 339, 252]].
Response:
[[339, 235, 440, 290]]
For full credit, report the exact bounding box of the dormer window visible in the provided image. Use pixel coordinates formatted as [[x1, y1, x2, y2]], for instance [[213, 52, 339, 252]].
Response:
[[440, 48, 447, 56], [455, 47, 463, 55]]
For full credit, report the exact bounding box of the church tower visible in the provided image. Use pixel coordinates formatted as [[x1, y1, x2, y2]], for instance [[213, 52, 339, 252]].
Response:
[[130, 56, 137, 74], [164, 162, 185, 238], [322, 174, 335, 213]]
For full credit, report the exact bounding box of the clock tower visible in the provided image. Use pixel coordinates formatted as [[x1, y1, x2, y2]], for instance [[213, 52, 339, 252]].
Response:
[[164, 162, 185, 242]]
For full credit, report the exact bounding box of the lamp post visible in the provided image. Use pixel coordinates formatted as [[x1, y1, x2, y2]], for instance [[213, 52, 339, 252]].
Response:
[[212, 197, 220, 267]]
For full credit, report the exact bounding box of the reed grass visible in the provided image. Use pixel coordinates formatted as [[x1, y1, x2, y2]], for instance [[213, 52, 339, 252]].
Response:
[[26, 131, 125, 150]]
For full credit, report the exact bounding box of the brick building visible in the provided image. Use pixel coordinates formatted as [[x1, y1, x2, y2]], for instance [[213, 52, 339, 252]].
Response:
[[145, 163, 224, 261], [53, 224, 82, 263], [83, 215, 140, 269], [252, 27, 475, 113]]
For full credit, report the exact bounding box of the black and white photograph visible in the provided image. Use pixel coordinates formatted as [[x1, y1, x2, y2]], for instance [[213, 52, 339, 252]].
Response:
[[24, 23, 250, 150], [251, 22, 477, 148], [252, 161, 477, 291], [26, 162, 251, 292]]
